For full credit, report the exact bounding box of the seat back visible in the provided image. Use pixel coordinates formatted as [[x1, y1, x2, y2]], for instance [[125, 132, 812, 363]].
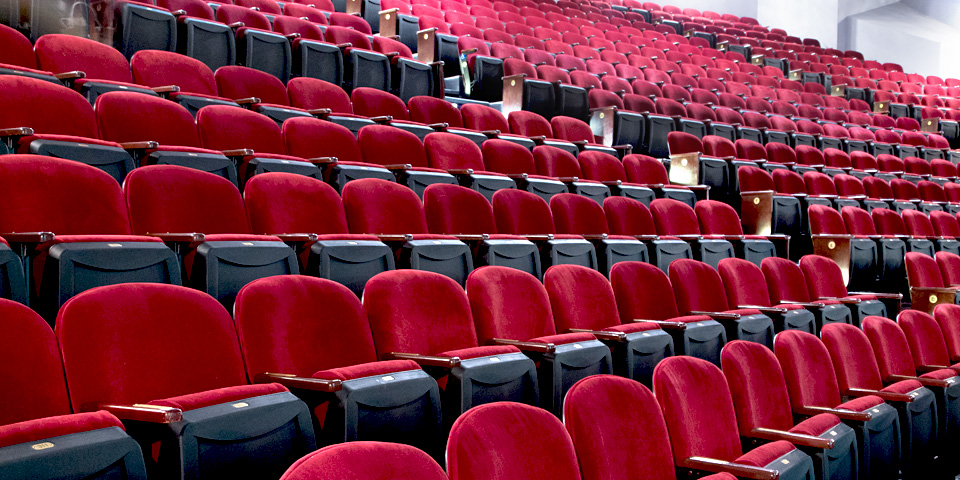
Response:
[[871, 208, 908, 236], [669, 259, 731, 314], [466, 266, 557, 341], [358, 125, 430, 168], [95, 91, 201, 147], [283, 117, 363, 163], [352, 87, 411, 120], [799, 255, 850, 298], [841, 206, 880, 236], [197, 105, 286, 154], [280, 442, 447, 480], [761, 257, 814, 303], [215, 65, 290, 106], [773, 330, 844, 408], [820, 323, 886, 391], [423, 184, 497, 235], [408, 96, 464, 128], [131, 50, 219, 96], [622, 154, 669, 184], [0, 77, 98, 138], [717, 258, 773, 308], [550, 193, 610, 235], [342, 178, 429, 235], [695, 200, 745, 236], [720, 340, 795, 433], [544, 264, 620, 332], [424, 132, 485, 171], [898, 309, 953, 369], [603, 197, 657, 236], [481, 139, 537, 175], [287, 77, 353, 114], [577, 151, 627, 182], [460, 104, 510, 132], [862, 315, 920, 380], [35, 34, 132, 82], [650, 199, 701, 235], [808, 204, 847, 235], [492, 189, 557, 235], [244, 173, 348, 235], [905, 251, 946, 289], [934, 304, 960, 363]]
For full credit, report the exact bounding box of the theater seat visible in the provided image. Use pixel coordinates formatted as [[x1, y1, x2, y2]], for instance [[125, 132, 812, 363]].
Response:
[[130, 49, 240, 115], [800, 254, 897, 323], [280, 442, 446, 480], [718, 258, 816, 334]]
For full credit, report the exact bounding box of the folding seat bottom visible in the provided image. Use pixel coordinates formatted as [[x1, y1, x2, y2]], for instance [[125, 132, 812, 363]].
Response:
[[843, 297, 886, 326], [146, 147, 239, 187], [602, 322, 673, 387], [306, 234, 395, 297], [399, 235, 474, 286], [772, 306, 816, 334], [237, 153, 322, 187], [22, 135, 136, 184], [918, 369, 960, 454], [324, 161, 395, 193], [789, 414, 858, 480], [881, 382, 937, 476], [835, 396, 900, 480], [649, 238, 694, 273], [595, 236, 648, 276], [190, 236, 300, 309], [541, 236, 599, 272], [0, 243, 25, 305], [663, 317, 726, 366], [735, 441, 815, 480], [722, 310, 775, 348], [527, 332, 613, 415], [693, 238, 735, 269], [475, 236, 541, 279]]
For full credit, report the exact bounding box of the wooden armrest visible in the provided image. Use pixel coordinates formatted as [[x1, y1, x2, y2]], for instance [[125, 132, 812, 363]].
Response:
[[599, 180, 622, 187], [54, 70, 85, 81], [376, 234, 411, 242], [638, 183, 665, 189], [523, 234, 554, 242], [848, 291, 902, 299], [916, 364, 953, 374], [147, 232, 205, 243], [612, 144, 633, 154], [557, 176, 580, 183], [234, 97, 260, 106], [221, 148, 254, 157], [227, 21, 245, 29], [384, 163, 412, 171], [274, 233, 319, 243], [0, 127, 33, 137], [846, 387, 913, 403], [254, 372, 342, 392], [634, 235, 659, 241], [571, 140, 588, 148], [490, 338, 556, 354], [336, 43, 352, 50], [151, 85, 180, 94], [887, 374, 950, 388], [737, 305, 789, 314], [749, 428, 834, 449], [307, 156, 338, 166], [528, 135, 547, 145], [685, 184, 710, 191], [452, 234, 487, 242], [98, 404, 182, 424], [781, 300, 828, 308], [386, 352, 461, 369], [819, 296, 861, 305], [2, 232, 54, 243], [689, 311, 740, 320], [285, 33, 301, 40], [673, 234, 704, 241], [307, 108, 332, 118], [171, 9, 187, 15], [634, 319, 686, 330], [119, 141, 159, 150], [569, 328, 626, 342], [481, 129, 501, 138], [427, 122, 448, 131], [580, 234, 608, 241], [447, 169, 475, 175], [682, 457, 778, 480], [796, 405, 871, 422], [370, 115, 393, 124]]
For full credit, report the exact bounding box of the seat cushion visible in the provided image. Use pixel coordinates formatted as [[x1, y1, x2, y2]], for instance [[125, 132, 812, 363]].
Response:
[[529, 332, 598, 344], [603, 322, 662, 334], [881, 379, 923, 394], [789, 412, 842, 436], [202, 233, 284, 242], [920, 368, 960, 381], [735, 439, 795, 467], [313, 359, 421, 381], [148, 383, 288, 411], [0, 411, 124, 449], [837, 395, 884, 412], [438, 345, 521, 360]]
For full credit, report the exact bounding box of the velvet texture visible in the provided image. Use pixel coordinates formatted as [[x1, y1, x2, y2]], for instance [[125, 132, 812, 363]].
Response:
[[891, 179, 922, 202], [808, 205, 847, 235], [234, 276, 380, 378], [936, 252, 960, 286], [467, 266, 559, 342], [280, 442, 446, 480], [622, 154, 670, 185], [0, 155, 132, 234], [534, 145, 583, 178], [765, 143, 797, 165], [578, 151, 631, 183], [57, 283, 248, 410], [35, 34, 132, 82], [358, 125, 431, 169], [735, 139, 766, 161], [563, 376, 677, 480], [834, 174, 867, 197], [804, 172, 839, 196], [197, 105, 288, 155], [0, 411, 124, 449], [130, 50, 219, 97], [0, 299, 71, 425], [409, 96, 465, 128], [492, 189, 559, 235], [930, 212, 960, 238], [864, 177, 895, 199], [324, 26, 373, 51], [423, 184, 499, 235], [352, 88, 411, 120], [735, 440, 796, 467], [921, 182, 951, 204], [283, 117, 365, 163], [603, 197, 657, 236], [424, 133, 486, 171], [343, 178, 433, 235], [872, 208, 909, 236], [313, 360, 421, 381], [149, 383, 287, 410], [125, 165, 251, 235], [544, 265, 624, 332], [610, 261, 709, 323], [696, 201, 745, 236], [669, 259, 736, 314], [821, 323, 888, 392], [215, 66, 291, 106], [551, 194, 611, 235], [863, 316, 926, 382], [481, 139, 537, 176], [364, 270, 483, 357], [216, 5, 273, 30], [0, 77, 99, 138], [0, 24, 39, 68], [653, 356, 743, 462], [244, 173, 348, 235], [668, 132, 705, 155], [287, 78, 355, 114], [772, 169, 807, 195], [509, 111, 554, 138], [850, 152, 879, 172], [272, 16, 325, 40], [774, 330, 845, 409], [95, 92, 201, 146], [842, 206, 880, 235], [461, 104, 511, 133], [761, 257, 817, 304], [650, 199, 702, 236], [372, 36, 413, 59], [903, 210, 938, 237], [906, 252, 946, 288], [551, 116, 594, 143], [718, 258, 774, 308], [898, 310, 955, 370], [799, 255, 849, 299], [447, 402, 582, 480]]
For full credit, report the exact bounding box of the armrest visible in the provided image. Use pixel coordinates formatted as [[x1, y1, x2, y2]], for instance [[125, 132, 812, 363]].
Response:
[[54, 70, 85, 81], [568, 328, 627, 343], [307, 108, 332, 118], [781, 300, 828, 308], [916, 364, 956, 374], [221, 148, 254, 157], [151, 85, 180, 94], [845, 387, 913, 403], [233, 97, 261, 106], [118, 141, 159, 150], [386, 352, 461, 369], [427, 122, 448, 131], [490, 338, 556, 354], [634, 319, 686, 330], [370, 115, 394, 124], [227, 21, 244, 29], [847, 291, 902, 299], [284, 33, 301, 40], [306, 156, 338, 166], [819, 296, 861, 305], [612, 144, 633, 155], [528, 135, 547, 145], [689, 311, 740, 320], [253, 372, 342, 392], [886, 374, 950, 388], [748, 428, 834, 449], [447, 168, 475, 175], [2, 232, 55, 244], [384, 163, 412, 171], [685, 184, 711, 191], [0, 127, 33, 137], [274, 233, 319, 243], [481, 129, 501, 138], [146, 232, 205, 243], [673, 234, 704, 241], [796, 405, 872, 422], [737, 305, 789, 314], [681, 457, 778, 480], [376, 234, 412, 242], [97, 404, 182, 424], [451, 234, 487, 242]]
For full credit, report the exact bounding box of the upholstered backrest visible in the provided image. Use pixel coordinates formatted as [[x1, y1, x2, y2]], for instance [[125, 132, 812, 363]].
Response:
[[898, 309, 952, 369], [197, 105, 286, 155], [695, 200, 745, 236], [905, 252, 945, 288], [773, 330, 843, 408], [244, 173, 348, 235], [551, 193, 610, 235], [424, 132, 485, 171], [281, 442, 447, 480], [820, 323, 884, 391], [718, 258, 772, 308], [669, 259, 731, 314], [467, 266, 557, 341], [545, 265, 621, 332], [721, 340, 795, 432], [96, 92, 201, 147], [650, 199, 701, 235], [863, 315, 920, 381], [423, 184, 497, 235], [215, 65, 290, 106], [342, 178, 429, 235], [807, 204, 847, 235], [358, 125, 430, 168], [799, 255, 849, 298], [131, 50, 219, 96], [761, 257, 813, 304], [0, 77, 98, 138], [493, 189, 557, 235], [35, 34, 132, 82], [283, 117, 363, 164]]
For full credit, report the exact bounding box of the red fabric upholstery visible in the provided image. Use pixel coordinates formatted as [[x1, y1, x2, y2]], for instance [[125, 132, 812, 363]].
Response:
[[57, 283, 247, 410], [149, 383, 287, 411], [35, 34, 132, 82], [718, 258, 774, 309], [936, 252, 960, 286], [287, 78, 354, 114], [898, 309, 953, 370], [934, 304, 960, 362], [437, 345, 520, 360], [364, 270, 483, 357], [550, 194, 610, 235], [0, 155, 132, 234], [837, 395, 885, 412], [215, 66, 291, 106], [902, 209, 938, 237], [130, 50, 219, 97], [234, 276, 380, 378], [563, 375, 677, 480], [668, 131, 705, 155], [544, 265, 627, 332], [772, 169, 807, 195], [735, 440, 795, 467], [125, 165, 250, 234], [804, 171, 838, 196], [280, 442, 446, 480], [244, 173, 348, 235], [409, 96, 464, 128], [862, 315, 922, 383], [669, 259, 734, 314], [789, 413, 843, 437], [603, 197, 657, 236], [906, 252, 946, 288], [842, 206, 880, 236], [930, 212, 960, 238], [808, 205, 847, 235], [578, 151, 631, 183], [460, 104, 510, 132], [773, 330, 845, 409], [737, 166, 776, 192], [696, 200, 745, 236], [653, 356, 743, 463], [481, 139, 536, 176], [820, 323, 885, 392], [765, 142, 797, 165], [492, 189, 558, 235], [95, 91, 201, 146], [283, 117, 364, 163], [534, 145, 584, 178], [467, 266, 558, 342], [610, 261, 709, 324], [447, 402, 581, 480], [0, 411, 124, 450], [352, 88, 411, 120], [196, 105, 288, 155], [424, 132, 486, 171], [509, 110, 554, 138], [650, 198, 702, 236], [312, 360, 423, 381], [0, 77, 98, 138], [358, 125, 430, 168], [0, 24, 39, 69], [720, 340, 796, 433], [423, 184, 498, 235], [799, 255, 849, 299], [622, 154, 669, 184], [342, 178, 430, 234]]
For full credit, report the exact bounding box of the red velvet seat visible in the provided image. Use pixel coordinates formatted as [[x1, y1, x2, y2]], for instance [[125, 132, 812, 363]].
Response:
[[423, 132, 515, 200], [549, 193, 647, 275], [280, 442, 446, 480], [872, 208, 937, 257], [650, 198, 736, 269], [129, 49, 240, 115], [351, 87, 436, 139], [357, 124, 458, 197], [717, 257, 816, 333], [696, 199, 779, 265], [214, 65, 309, 124], [57, 283, 314, 479]]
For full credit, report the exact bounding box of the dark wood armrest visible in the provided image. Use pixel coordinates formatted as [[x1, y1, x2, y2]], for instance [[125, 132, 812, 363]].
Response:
[[686, 184, 711, 191], [523, 234, 553, 242], [796, 405, 872, 422], [781, 300, 828, 308], [234, 97, 260, 106], [307, 108, 332, 118], [490, 338, 556, 354], [386, 352, 461, 369], [97, 404, 182, 424], [600, 180, 622, 187], [336, 43, 352, 50], [307, 156, 337, 166], [580, 234, 608, 241], [557, 176, 580, 183], [447, 169, 474, 175], [749, 428, 834, 449], [673, 234, 704, 241], [385, 163, 411, 171], [571, 140, 588, 148], [147, 233, 205, 243], [2, 232, 55, 243], [254, 372, 342, 392], [682, 457, 778, 480], [54, 70, 85, 81], [634, 319, 687, 330], [370, 115, 393, 124], [481, 129, 501, 138], [452, 234, 487, 242], [376, 234, 411, 242], [568, 328, 626, 342], [612, 144, 633, 154], [528, 135, 547, 145], [635, 235, 659, 241], [0, 127, 33, 137], [846, 387, 913, 403], [119, 141, 159, 150], [848, 291, 902, 299], [689, 311, 740, 320], [151, 85, 180, 94], [285, 33, 301, 40], [887, 374, 950, 388], [221, 148, 254, 157], [638, 183, 665, 189], [819, 296, 861, 305], [171, 9, 187, 16], [916, 364, 953, 374], [427, 122, 448, 131], [274, 233, 318, 243], [737, 305, 789, 314], [460, 47, 478, 55]]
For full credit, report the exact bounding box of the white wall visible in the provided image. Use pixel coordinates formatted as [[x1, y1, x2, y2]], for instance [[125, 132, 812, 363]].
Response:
[[757, 0, 838, 48], [642, 0, 757, 19]]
